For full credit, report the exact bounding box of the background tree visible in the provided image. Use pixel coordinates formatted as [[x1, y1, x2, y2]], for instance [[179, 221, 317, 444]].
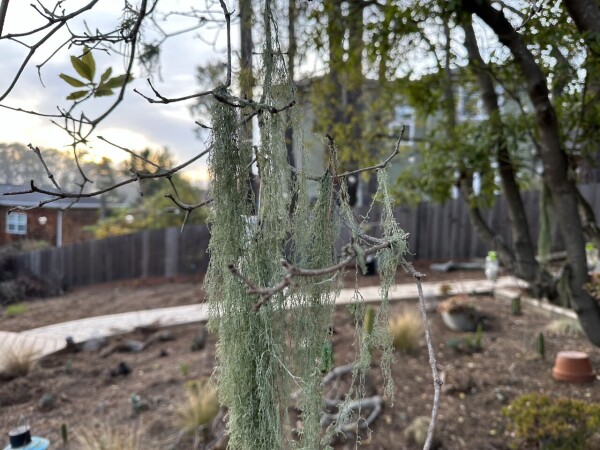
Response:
[[0, 1, 432, 448]]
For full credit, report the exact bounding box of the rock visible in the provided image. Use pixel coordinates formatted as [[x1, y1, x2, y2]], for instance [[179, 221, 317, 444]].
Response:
[[101, 340, 147, 357], [441, 366, 476, 394], [134, 321, 161, 334], [122, 340, 146, 352], [159, 349, 169, 357], [191, 325, 207, 351], [38, 393, 56, 411], [157, 331, 174, 342], [208, 408, 229, 450], [82, 337, 107, 352], [109, 361, 131, 378], [65, 336, 79, 352]]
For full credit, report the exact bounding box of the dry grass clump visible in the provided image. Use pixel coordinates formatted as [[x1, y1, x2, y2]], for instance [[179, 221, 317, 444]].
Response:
[[389, 310, 423, 353], [545, 318, 583, 337], [178, 377, 219, 435], [0, 345, 39, 380], [76, 424, 143, 450], [437, 294, 476, 314]]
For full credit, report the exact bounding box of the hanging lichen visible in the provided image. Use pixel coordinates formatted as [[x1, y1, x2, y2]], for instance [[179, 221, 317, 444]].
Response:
[[205, 2, 409, 449]]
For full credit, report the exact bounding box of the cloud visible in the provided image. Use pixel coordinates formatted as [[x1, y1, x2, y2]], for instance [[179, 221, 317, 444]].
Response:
[[0, 1, 233, 175]]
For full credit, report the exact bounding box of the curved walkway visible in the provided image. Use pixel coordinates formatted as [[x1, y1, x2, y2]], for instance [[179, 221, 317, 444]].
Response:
[[0, 276, 523, 364]]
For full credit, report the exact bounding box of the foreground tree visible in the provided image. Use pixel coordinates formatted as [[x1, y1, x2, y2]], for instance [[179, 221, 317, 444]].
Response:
[[330, 0, 600, 346], [460, 0, 600, 346], [0, 1, 440, 448]]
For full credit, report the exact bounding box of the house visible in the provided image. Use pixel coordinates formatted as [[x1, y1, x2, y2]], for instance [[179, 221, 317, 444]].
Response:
[[293, 76, 425, 206], [0, 184, 102, 247]]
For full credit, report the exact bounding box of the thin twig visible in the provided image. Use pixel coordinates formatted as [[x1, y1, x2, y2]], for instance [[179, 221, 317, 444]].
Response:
[[412, 271, 442, 450], [4, 146, 212, 210], [28, 144, 62, 192], [336, 125, 405, 179], [98, 136, 161, 169], [230, 240, 391, 311], [219, 0, 231, 87], [165, 194, 213, 212]]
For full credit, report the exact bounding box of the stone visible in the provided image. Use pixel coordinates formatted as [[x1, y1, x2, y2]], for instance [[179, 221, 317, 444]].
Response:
[[109, 361, 131, 377], [38, 393, 56, 411], [191, 325, 207, 351], [82, 337, 107, 352]]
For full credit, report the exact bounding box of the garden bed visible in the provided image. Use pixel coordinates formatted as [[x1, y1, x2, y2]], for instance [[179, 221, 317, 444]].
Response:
[[1, 266, 599, 449]]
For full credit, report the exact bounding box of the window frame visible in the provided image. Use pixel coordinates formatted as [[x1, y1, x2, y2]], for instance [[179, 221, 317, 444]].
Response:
[[6, 212, 27, 235]]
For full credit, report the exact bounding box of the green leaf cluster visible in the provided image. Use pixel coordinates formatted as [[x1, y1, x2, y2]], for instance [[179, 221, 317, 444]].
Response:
[[502, 393, 600, 449], [87, 177, 206, 239], [60, 47, 132, 100]]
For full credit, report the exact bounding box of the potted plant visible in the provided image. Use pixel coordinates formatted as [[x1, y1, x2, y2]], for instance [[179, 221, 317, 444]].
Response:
[[437, 295, 479, 332]]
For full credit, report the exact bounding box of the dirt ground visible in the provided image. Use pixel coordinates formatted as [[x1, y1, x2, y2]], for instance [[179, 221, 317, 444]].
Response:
[[1, 262, 599, 449]]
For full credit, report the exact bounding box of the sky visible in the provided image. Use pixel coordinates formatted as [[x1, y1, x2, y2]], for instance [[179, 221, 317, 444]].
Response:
[[0, 0, 238, 185]]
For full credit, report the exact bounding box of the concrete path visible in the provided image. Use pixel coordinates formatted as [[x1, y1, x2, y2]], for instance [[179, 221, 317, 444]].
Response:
[[1, 276, 525, 364]]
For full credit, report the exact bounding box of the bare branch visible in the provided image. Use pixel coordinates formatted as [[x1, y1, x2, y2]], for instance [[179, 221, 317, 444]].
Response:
[[0, 0, 101, 101], [98, 136, 161, 170], [231, 240, 392, 311], [135, 0, 232, 105], [28, 144, 62, 192], [336, 125, 405, 179], [134, 79, 215, 104], [0, 0, 9, 38], [218, 0, 232, 87], [412, 271, 442, 450], [165, 194, 213, 213], [4, 146, 212, 210]]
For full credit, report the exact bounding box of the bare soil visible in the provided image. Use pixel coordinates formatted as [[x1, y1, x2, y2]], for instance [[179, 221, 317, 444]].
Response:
[[1, 262, 599, 449]]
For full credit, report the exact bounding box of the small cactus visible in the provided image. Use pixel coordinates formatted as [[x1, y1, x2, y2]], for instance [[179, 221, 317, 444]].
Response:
[[474, 323, 484, 350], [61, 423, 68, 444], [511, 297, 522, 315], [535, 332, 545, 359], [363, 306, 375, 336]]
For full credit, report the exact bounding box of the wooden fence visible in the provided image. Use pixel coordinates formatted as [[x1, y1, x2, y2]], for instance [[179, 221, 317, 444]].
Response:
[[13, 184, 600, 288], [13, 226, 211, 289]]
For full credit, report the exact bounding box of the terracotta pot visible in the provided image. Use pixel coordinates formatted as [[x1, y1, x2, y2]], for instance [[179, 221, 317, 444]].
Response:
[[552, 351, 596, 382]]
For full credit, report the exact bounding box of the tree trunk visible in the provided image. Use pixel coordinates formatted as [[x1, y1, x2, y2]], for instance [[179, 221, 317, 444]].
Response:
[[462, 0, 600, 346], [462, 16, 543, 285], [285, 0, 297, 173], [458, 175, 517, 271], [239, 0, 256, 211], [325, 0, 344, 127]]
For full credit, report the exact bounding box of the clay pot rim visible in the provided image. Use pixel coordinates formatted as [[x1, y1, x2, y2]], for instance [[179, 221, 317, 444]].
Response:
[[552, 351, 596, 383]]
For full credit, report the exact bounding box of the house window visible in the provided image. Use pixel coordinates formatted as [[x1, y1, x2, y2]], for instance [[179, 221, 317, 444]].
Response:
[[392, 105, 416, 143], [458, 86, 486, 122], [6, 212, 27, 235]]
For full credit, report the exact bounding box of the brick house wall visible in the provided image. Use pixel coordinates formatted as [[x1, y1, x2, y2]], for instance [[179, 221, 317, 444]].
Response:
[[0, 206, 98, 247]]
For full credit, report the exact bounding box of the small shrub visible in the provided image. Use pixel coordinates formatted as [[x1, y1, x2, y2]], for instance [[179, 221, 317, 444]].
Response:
[[446, 325, 484, 355], [5, 303, 26, 317], [130, 393, 149, 416], [76, 423, 142, 450], [179, 362, 190, 377], [179, 378, 219, 436], [0, 346, 39, 380], [502, 393, 600, 450], [389, 310, 423, 353]]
